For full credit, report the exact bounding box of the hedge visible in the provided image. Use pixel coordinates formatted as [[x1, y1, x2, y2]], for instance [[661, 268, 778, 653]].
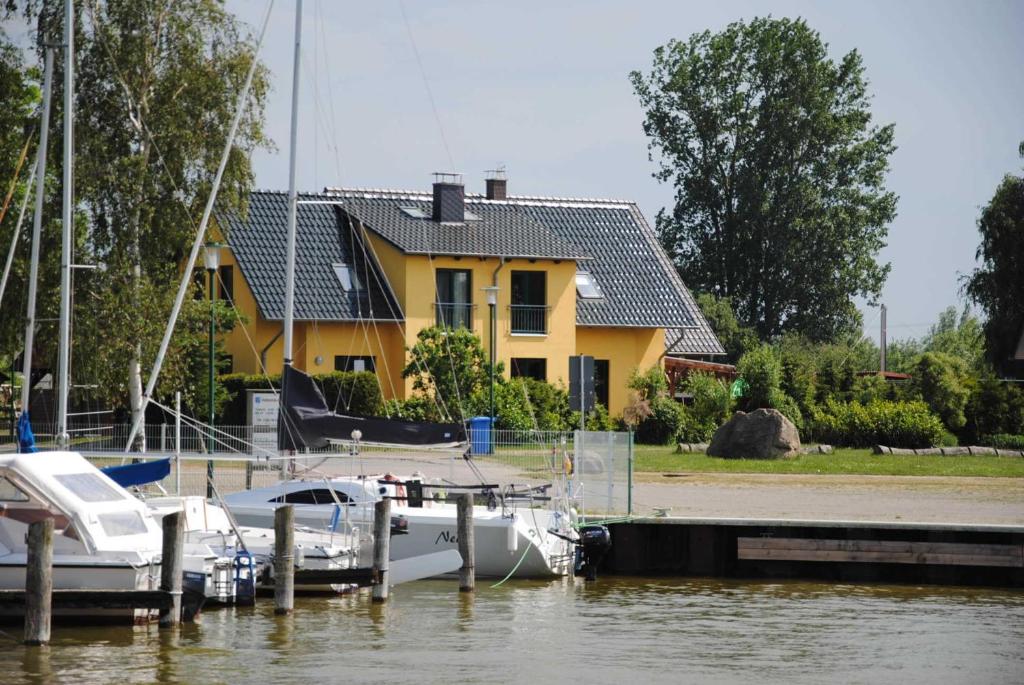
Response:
[[809, 399, 946, 449], [218, 371, 383, 425]]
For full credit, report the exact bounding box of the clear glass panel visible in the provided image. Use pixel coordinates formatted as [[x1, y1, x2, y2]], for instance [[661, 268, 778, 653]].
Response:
[[54, 473, 126, 502], [0, 476, 29, 502], [97, 511, 148, 537], [575, 271, 603, 299]]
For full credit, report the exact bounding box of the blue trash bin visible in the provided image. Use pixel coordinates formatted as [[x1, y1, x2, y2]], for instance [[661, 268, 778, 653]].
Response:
[[468, 416, 493, 455]]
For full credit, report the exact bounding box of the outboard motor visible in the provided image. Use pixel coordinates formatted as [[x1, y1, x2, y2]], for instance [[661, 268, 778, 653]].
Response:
[[574, 525, 612, 581]]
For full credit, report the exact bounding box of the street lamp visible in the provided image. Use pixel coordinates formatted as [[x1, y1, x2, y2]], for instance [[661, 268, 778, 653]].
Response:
[[482, 285, 499, 452], [204, 241, 223, 498]]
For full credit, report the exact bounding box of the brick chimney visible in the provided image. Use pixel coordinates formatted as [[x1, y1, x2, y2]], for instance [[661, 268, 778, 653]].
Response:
[[485, 167, 507, 200], [432, 172, 464, 223]]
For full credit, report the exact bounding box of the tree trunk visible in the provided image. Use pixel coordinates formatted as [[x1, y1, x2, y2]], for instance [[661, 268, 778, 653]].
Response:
[[129, 343, 145, 452]]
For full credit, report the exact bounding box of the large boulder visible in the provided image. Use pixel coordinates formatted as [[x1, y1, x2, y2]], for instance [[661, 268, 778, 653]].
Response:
[[707, 408, 801, 459]]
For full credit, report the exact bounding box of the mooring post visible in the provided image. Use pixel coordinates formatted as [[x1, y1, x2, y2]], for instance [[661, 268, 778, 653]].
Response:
[[457, 493, 475, 593], [25, 518, 54, 646], [371, 498, 391, 603], [274, 504, 294, 615], [159, 510, 185, 628]]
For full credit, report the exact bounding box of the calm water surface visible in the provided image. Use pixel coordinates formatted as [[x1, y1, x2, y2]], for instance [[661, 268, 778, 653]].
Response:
[[2, 578, 1022, 684]]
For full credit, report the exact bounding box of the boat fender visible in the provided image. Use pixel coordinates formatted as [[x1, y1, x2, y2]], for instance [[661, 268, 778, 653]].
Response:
[[294, 544, 305, 569], [507, 515, 518, 554]]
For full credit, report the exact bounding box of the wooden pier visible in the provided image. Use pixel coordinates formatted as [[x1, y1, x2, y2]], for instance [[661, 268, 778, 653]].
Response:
[[603, 517, 1024, 588]]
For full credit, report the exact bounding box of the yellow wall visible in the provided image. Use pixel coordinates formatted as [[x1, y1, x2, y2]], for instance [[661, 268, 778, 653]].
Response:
[[576, 327, 664, 415], [222, 232, 667, 417]]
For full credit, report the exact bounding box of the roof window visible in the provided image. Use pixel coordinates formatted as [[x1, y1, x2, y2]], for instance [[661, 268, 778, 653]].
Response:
[[332, 263, 362, 292], [575, 271, 603, 299], [399, 206, 430, 219]]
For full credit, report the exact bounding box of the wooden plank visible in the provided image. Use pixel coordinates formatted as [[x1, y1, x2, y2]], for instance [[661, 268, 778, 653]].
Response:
[[293, 567, 377, 587], [739, 537, 1022, 557], [0, 589, 172, 610], [737, 537, 1024, 568]]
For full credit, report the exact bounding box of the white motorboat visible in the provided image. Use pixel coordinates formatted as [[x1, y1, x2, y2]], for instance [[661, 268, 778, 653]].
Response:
[[222, 476, 577, 579], [0, 451, 228, 621]]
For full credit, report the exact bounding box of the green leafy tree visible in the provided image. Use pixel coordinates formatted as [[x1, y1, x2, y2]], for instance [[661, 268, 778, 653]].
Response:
[[964, 142, 1024, 377], [631, 17, 896, 341], [10, 1, 270, 446], [910, 352, 970, 433], [736, 344, 782, 409], [694, 292, 758, 363], [403, 326, 500, 422], [921, 306, 985, 372]]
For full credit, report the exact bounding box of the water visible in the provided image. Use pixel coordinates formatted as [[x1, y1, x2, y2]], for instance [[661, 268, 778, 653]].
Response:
[[3, 578, 1022, 684]]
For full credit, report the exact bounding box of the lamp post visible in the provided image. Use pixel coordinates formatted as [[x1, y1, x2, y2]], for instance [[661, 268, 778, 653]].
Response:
[[204, 241, 222, 498], [482, 286, 499, 452]]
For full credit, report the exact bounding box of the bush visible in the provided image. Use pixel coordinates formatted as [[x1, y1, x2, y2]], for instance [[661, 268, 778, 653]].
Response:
[[769, 390, 804, 431], [685, 372, 732, 425], [911, 352, 970, 433], [809, 399, 946, 448], [677, 405, 718, 443], [984, 434, 1024, 450], [217, 370, 382, 425], [635, 396, 683, 444], [384, 396, 443, 422], [628, 365, 668, 400], [736, 345, 782, 409], [775, 334, 818, 416], [963, 377, 1024, 444]]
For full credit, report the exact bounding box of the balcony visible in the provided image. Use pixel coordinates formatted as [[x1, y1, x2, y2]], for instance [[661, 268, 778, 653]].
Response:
[[509, 304, 549, 335], [434, 302, 475, 329]]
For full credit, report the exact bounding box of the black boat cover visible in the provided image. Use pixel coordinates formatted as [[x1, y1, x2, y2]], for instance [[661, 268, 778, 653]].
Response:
[[279, 365, 466, 450]]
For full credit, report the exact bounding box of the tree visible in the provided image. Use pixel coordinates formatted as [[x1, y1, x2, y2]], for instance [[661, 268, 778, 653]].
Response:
[[9, 1, 269, 444], [964, 142, 1024, 377], [402, 326, 501, 422], [694, 292, 758, 363], [911, 352, 970, 433], [920, 306, 985, 372], [631, 17, 896, 342]]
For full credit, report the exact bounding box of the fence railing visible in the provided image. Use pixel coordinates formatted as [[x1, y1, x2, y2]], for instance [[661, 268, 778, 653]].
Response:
[[509, 304, 549, 334], [7, 422, 633, 514], [433, 301, 475, 330]]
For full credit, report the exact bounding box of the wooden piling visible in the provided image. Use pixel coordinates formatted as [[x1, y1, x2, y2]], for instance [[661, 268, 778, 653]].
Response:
[[24, 518, 54, 646], [274, 505, 294, 615], [371, 499, 391, 603], [457, 493, 475, 593], [159, 511, 185, 628]]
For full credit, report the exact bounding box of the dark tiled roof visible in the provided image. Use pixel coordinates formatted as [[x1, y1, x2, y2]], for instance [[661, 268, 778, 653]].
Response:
[[665, 326, 728, 357], [328, 190, 592, 261], [220, 192, 402, 322]]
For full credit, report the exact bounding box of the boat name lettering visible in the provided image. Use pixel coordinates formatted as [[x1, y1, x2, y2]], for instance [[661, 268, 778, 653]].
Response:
[[435, 530, 458, 545]]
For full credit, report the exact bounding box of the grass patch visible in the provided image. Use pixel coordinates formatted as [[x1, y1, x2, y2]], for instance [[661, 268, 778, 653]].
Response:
[[633, 445, 1024, 478]]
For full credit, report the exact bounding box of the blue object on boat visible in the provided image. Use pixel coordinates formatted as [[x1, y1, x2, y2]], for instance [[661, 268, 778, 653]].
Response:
[[17, 411, 37, 453], [100, 458, 171, 488], [329, 503, 341, 532]]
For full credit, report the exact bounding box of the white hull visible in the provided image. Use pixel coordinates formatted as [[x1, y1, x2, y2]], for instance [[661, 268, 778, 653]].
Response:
[[229, 502, 574, 579]]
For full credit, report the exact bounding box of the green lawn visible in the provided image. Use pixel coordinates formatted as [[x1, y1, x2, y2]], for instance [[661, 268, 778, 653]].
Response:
[[633, 445, 1024, 478]]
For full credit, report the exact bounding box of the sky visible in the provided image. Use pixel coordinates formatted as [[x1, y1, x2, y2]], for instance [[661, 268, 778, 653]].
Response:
[[12, 1, 1022, 345]]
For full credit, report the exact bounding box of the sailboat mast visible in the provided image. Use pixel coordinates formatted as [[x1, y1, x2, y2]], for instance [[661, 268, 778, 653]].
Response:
[[56, 0, 74, 447], [282, 0, 302, 367], [19, 48, 54, 415]]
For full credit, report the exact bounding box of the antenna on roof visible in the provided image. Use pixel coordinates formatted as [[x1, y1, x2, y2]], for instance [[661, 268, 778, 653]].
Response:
[[432, 171, 463, 185], [484, 165, 507, 180]]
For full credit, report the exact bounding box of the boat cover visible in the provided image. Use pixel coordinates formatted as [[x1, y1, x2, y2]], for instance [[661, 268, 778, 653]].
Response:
[[279, 365, 466, 449], [101, 458, 171, 488], [17, 411, 37, 453]]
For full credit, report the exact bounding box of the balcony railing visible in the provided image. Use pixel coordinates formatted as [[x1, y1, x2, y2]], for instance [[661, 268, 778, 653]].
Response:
[[434, 301, 475, 329], [509, 304, 549, 334]]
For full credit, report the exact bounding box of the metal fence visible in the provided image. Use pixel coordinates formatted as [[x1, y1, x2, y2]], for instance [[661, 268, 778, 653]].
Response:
[[7, 422, 633, 515]]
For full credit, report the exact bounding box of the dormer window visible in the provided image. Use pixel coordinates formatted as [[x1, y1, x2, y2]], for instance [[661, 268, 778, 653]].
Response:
[[575, 271, 603, 299], [332, 263, 362, 292]]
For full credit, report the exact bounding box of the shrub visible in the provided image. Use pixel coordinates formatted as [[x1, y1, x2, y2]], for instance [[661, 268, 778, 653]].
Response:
[[775, 334, 818, 415], [384, 396, 443, 422], [635, 396, 683, 444], [769, 390, 804, 431], [984, 434, 1024, 450], [217, 371, 382, 425], [684, 372, 732, 426], [628, 365, 668, 400], [809, 399, 945, 448], [963, 377, 1024, 444], [736, 344, 782, 410], [677, 405, 718, 443], [911, 352, 970, 432]]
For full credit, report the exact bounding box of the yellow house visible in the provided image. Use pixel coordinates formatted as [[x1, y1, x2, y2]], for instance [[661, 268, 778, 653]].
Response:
[[217, 174, 723, 416]]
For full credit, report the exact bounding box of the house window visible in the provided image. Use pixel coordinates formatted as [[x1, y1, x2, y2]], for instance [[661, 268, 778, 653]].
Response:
[[510, 271, 547, 334], [594, 359, 609, 408], [575, 271, 603, 299], [436, 269, 473, 329], [335, 355, 376, 373], [511, 358, 547, 382], [218, 265, 234, 302], [332, 263, 362, 292]]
